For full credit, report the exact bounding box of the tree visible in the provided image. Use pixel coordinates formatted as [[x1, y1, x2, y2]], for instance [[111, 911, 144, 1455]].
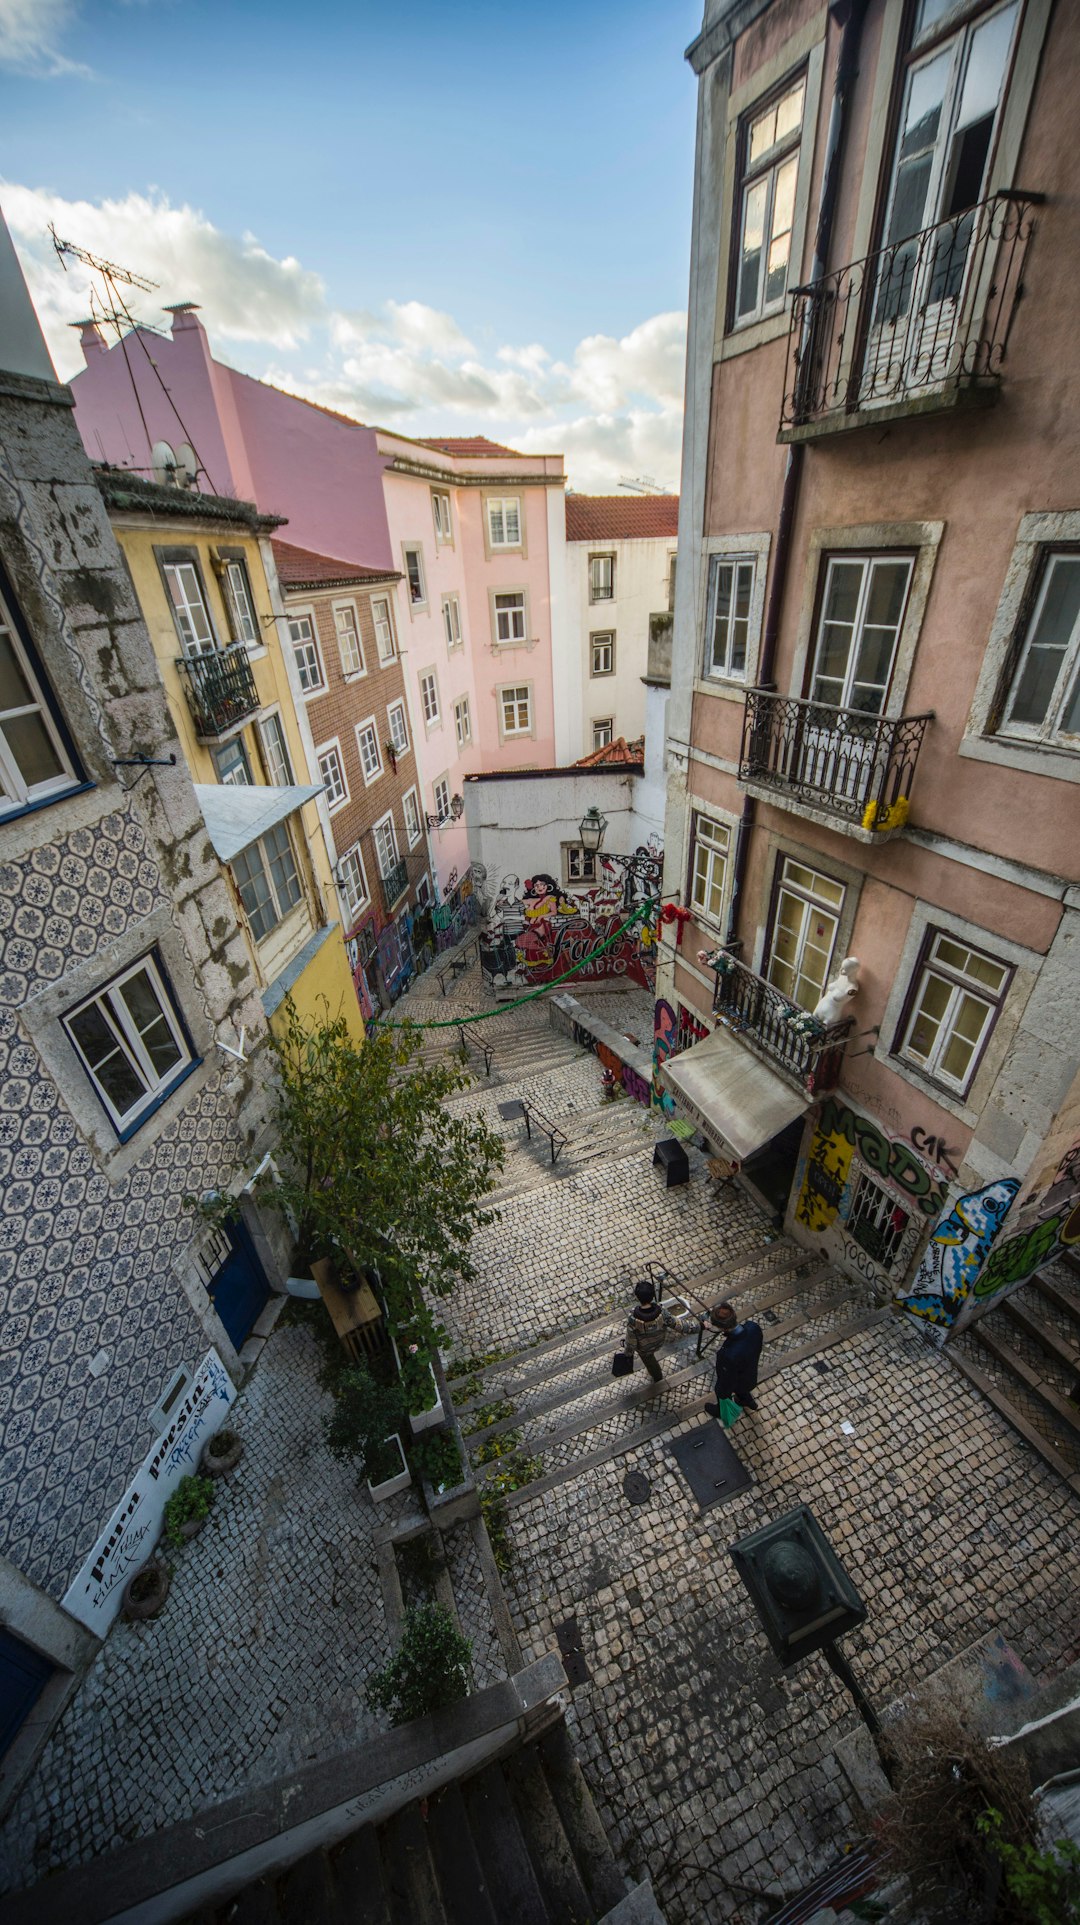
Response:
[[365, 1602, 473, 1725], [253, 1000, 504, 1344]]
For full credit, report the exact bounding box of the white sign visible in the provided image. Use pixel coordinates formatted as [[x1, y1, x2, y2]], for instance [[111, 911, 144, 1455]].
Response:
[[62, 1349, 236, 1636]]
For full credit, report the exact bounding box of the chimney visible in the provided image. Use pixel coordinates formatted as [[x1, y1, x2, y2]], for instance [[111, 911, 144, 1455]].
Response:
[[163, 302, 203, 337], [71, 318, 106, 362]]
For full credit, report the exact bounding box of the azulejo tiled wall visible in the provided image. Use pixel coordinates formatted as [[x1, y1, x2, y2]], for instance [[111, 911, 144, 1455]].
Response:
[[0, 807, 244, 1602]]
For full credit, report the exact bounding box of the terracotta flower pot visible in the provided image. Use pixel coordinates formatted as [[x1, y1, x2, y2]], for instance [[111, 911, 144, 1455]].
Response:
[[122, 1560, 170, 1622]]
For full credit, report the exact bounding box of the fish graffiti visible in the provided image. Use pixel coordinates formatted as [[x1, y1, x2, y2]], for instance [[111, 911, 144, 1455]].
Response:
[[894, 1177, 1021, 1330]]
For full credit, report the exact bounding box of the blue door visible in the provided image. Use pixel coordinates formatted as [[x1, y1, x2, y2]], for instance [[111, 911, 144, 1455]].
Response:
[[0, 1628, 54, 1758], [206, 1219, 271, 1351]]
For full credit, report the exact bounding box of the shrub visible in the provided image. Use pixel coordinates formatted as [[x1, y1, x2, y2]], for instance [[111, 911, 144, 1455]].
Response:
[[398, 1344, 437, 1414], [365, 1602, 472, 1726], [324, 1363, 407, 1484], [163, 1474, 215, 1548], [977, 1809, 1080, 1925], [410, 1429, 463, 1491]]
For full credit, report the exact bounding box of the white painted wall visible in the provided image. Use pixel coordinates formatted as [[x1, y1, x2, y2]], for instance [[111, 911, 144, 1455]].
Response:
[[564, 535, 676, 761], [0, 208, 58, 383], [464, 767, 662, 912]]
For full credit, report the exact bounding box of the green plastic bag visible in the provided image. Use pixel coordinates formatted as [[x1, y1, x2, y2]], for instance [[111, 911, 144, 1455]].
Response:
[[715, 1396, 743, 1428]]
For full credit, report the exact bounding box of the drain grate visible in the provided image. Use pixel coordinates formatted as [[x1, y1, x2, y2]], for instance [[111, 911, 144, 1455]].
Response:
[[669, 1422, 752, 1510], [623, 1469, 651, 1506], [498, 1100, 524, 1120], [554, 1615, 591, 1687]]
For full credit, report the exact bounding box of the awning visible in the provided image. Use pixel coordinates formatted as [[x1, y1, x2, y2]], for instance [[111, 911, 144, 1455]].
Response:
[[194, 782, 322, 863], [658, 1025, 808, 1162]]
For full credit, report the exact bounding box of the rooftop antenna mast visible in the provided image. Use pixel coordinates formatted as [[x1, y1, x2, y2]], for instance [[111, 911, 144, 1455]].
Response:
[[50, 226, 159, 297]]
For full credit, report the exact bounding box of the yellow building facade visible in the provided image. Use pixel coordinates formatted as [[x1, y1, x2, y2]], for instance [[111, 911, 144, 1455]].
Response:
[[98, 472, 363, 1044]]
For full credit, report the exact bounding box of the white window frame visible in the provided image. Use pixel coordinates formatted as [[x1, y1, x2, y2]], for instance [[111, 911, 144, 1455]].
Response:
[[590, 632, 615, 677], [442, 594, 464, 651], [897, 929, 1011, 1097], [257, 710, 294, 787], [371, 595, 396, 662], [372, 811, 400, 880], [355, 717, 384, 787], [337, 843, 370, 926], [809, 553, 915, 714], [0, 580, 81, 819], [704, 555, 756, 681], [487, 497, 522, 549], [689, 813, 730, 927], [432, 492, 452, 543], [213, 736, 252, 787], [499, 683, 533, 739], [333, 600, 365, 679], [592, 718, 614, 750], [232, 822, 303, 944], [402, 786, 423, 848], [764, 857, 846, 1012], [387, 700, 410, 757], [287, 612, 325, 696], [163, 558, 217, 657], [494, 591, 527, 646], [403, 546, 427, 609], [221, 558, 259, 648], [64, 952, 193, 1136], [1000, 550, 1080, 749], [564, 844, 600, 884], [733, 73, 805, 327], [454, 695, 472, 748], [432, 775, 451, 823], [420, 670, 441, 729], [316, 739, 349, 813], [588, 554, 615, 604]]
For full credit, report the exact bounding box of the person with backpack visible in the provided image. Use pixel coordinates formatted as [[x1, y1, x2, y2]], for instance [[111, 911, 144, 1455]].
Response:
[[622, 1279, 694, 1387]]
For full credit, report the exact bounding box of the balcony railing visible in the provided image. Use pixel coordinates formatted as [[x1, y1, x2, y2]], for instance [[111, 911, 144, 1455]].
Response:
[[379, 857, 409, 912], [780, 190, 1040, 436], [740, 690, 932, 833], [175, 644, 260, 741], [709, 949, 852, 1095]]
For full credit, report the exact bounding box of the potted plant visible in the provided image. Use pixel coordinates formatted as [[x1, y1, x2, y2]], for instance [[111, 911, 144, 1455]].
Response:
[[323, 1362, 411, 1502], [391, 1332, 444, 1435], [201, 1427, 243, 1478], [367, 1432, 412, 1502], [122, 1559, 170, 1622], [163, 1474, 215, 1547]]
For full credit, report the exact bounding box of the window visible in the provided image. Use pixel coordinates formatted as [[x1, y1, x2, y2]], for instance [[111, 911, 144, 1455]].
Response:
[[317, 741, 349, 812], [387, 701, 409, 757], [257, 712, 293, 787], [494, 592, 527, 645], [443, 595, 463, 651], [591, 633, 615, 676], [487, 498, 521, 548], [668, 553, 678, 613], [162, 559, 216, 657], [592, 718, 614, 750], [356, 719, 383, 785], [415, 872, 432, 908], [404, 546, 426, 607], [705, 556, 755, 680], [213, 737, 251, 786], [897, 930, 1010, 1094], [1001, 553, 1080, 747], [765, 859, 845, 1011], [454, 695, 472, 748], [433, 775, 451, 823], [589, 554, 615, 603], [564, 845, 599, 883], [0, 575, 82, 820], [372, 595, 396, 661], [689, 814, 730, 924], [221, 559, 259, 647], [65, 953, 193, 1135], [847, 1172, 911, 1274], [232, 822, 303, 942], [734, 74, 805, 324], [810, 555, 914, 713], [432, 492, 452, 542], [403, 787, 422, 847], [373, 813, 399, 878], [500, 685, 532, 737], [420, 671, 440, 727], [287, 614, 325, 695], [338, 844, 370, 925], [334, 603, 365, 678]]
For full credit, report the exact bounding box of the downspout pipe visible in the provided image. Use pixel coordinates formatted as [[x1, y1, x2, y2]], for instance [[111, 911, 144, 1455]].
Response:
[[724, 0, 867, 949]]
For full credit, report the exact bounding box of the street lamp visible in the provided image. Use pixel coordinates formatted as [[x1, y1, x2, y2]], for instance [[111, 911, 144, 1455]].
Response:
[[578, 805, 608, 853], [730, 1503, 883, 1742]]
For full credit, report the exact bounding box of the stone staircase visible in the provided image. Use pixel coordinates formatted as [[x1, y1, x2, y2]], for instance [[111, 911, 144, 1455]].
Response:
[[947, 1254, 1080, 1495], [189, 1721, 633, 1925]]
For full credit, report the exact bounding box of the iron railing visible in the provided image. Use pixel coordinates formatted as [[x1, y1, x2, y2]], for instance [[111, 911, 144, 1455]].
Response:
[[175, 644, 260, 740], [740, 689, 932, 830], [379, 857, 409, 912], [709, 950, 852, 1095], [780, 190, 1040, 433]]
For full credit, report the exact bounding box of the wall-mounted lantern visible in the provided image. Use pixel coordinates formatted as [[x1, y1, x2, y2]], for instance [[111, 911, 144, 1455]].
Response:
[[579, 805, 608, 853]]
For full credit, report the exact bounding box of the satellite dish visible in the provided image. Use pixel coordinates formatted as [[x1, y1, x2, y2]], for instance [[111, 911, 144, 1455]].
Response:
[[175, 443, 198, 487], [151, 440, 177, 486]]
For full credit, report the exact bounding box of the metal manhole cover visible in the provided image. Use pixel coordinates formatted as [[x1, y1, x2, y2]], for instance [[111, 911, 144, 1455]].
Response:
[[623, 1469, 651, 1506], [554, 1615, 591, 1687], [669, 1422, 752, 1510], [498, 1100, 524, 1120]]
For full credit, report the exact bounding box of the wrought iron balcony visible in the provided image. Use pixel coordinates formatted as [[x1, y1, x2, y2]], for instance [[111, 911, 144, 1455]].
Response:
[[740, 690, 931, 836], [379, 857, 409, 912], [779, 190, 1040, 438], [708, 949, 852, 1095], [175, 644, 260, 741]]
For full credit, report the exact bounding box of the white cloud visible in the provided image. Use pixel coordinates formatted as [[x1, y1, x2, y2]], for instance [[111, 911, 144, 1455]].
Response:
[[0, 0, 88, 76], [3, 182, 685, 492]]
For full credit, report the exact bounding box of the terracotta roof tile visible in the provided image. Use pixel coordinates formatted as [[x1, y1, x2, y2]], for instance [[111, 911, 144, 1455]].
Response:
[[565, 494, 679, 541], [419, 436, 524, 458], [271, 539, 399, 589], [573, 735, 645, 768]]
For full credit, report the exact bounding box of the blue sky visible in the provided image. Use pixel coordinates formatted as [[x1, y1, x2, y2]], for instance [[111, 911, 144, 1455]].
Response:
[[0, 0, 702, 489]]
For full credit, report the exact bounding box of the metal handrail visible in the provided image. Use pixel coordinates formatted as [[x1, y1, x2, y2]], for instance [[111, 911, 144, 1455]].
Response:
[[520, 1100, 568, 1165], [457, 1023, 493, 1077], [707, 947, 853, 1094], [175, 643, 260, 740]]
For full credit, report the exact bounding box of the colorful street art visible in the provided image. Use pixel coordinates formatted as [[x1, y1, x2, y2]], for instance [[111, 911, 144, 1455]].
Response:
[[954, 1125, 1080, 1328], [893, 1177, 1021, 1333], [794, 1095, 949, 1235], [651, 997, 678, 1114], [478, 867, 659, 995]]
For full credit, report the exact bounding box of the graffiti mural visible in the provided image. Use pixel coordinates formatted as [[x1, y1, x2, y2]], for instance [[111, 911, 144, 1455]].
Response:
[[954, 1126, 1080, 1327], [794, 1096, 949, 1235], [651, 997, 678, 1113], [894, 1178, 1021, 1333], [479, 865, 659, 996]]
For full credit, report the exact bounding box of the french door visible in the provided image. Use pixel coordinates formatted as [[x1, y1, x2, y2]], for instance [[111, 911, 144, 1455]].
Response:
[[800, 555, 913, 807]]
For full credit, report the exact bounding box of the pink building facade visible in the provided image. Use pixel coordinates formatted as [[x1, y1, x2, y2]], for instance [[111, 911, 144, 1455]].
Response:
[[661, 0, 1080, 1345], [70, 317, 566, 905]]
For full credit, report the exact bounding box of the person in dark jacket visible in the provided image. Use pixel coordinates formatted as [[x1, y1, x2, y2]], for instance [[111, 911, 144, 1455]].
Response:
[[623, 1279, 694, 1387], [704, 1301, 763, 1415]]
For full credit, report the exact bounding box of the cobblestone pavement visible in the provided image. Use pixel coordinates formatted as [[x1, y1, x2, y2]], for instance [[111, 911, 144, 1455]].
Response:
[[0, 1325, 413, 1894]]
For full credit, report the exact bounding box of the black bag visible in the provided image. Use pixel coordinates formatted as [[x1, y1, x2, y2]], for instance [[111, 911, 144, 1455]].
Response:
[[612, 1351, 634, 1377]]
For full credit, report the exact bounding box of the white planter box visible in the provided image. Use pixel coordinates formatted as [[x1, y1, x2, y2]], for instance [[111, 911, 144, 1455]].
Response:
[[367, 1433, 411, 1503], [390, 1333, 445, 1435]]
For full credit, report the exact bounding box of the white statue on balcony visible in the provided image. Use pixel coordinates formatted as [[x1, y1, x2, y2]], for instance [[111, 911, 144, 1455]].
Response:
[[813, 956, 860, 1026]]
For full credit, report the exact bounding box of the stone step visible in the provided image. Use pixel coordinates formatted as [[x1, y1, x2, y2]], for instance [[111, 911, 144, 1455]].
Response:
[[967, 1323, 1080, 1440], [948, 1334, 1080, 1491]]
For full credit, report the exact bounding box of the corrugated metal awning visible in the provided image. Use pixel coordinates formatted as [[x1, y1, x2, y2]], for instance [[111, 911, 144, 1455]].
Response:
[[194, 782, 322, 862], [658, 1025, 808, 1162]]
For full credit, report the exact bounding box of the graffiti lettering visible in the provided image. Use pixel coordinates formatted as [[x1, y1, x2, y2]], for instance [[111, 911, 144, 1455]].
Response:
[[815, 1096, 948, 1217], [909, 1126, 960, 1176], [841, 1237, 886, 1284]]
